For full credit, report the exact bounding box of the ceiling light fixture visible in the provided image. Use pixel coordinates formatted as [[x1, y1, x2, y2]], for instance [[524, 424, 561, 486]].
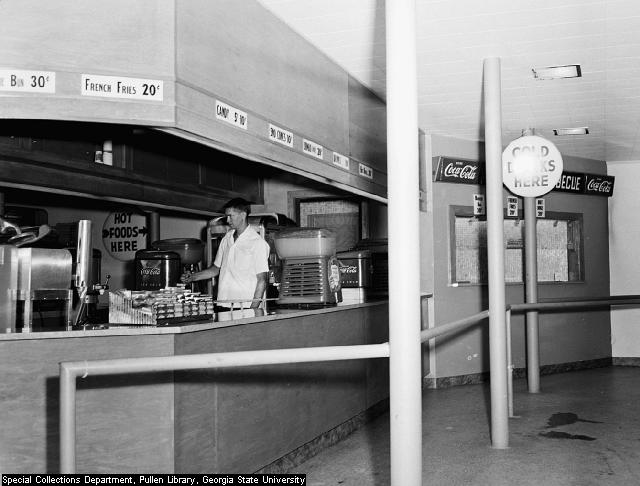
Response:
[[532, 64, 582, 80], [552, 127, 589, 136]]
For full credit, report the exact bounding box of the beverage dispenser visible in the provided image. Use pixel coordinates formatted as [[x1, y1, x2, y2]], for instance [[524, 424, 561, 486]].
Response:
[[274, 228, 341, 306], [336, 249, 372, 304]]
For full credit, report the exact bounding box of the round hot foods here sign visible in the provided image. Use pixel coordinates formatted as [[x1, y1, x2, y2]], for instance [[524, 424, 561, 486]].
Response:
[[102, 211, 147, 262], [502, 135, 563, 198]]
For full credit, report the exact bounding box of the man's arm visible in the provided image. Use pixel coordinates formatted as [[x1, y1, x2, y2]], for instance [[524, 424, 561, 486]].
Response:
[[250, 271, 268, 308], [181, 264, 220, 283]]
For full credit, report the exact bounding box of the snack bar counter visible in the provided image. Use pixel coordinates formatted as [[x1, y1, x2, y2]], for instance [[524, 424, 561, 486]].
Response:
[[0, 300, 389, 473]]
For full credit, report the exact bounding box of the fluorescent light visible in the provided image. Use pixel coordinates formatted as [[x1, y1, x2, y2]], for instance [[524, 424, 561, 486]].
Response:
[[532, 64, 582, 80], [553, 127, 589, 136]]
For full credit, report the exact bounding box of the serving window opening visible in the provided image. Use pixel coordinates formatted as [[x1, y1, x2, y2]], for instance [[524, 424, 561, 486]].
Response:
[[450, 206, 584, 285]]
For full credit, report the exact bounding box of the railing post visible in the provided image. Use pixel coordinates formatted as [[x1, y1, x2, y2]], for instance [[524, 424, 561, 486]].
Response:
[[60, 364, 77, 473]]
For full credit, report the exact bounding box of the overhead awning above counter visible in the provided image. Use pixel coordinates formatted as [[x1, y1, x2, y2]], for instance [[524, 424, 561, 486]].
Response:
[[0, 0, 387, 202]]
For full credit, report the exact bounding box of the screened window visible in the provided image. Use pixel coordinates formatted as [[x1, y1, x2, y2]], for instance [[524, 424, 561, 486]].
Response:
[[451, 207, 583, 285], [298, 199, 361, 252]]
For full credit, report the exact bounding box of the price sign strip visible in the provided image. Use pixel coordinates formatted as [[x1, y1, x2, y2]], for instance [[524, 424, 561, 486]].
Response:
[[0, 69, 56, 93], [0, 66, 381, 185], [81, 74, 164, 101], [212, 95, 382, 184]]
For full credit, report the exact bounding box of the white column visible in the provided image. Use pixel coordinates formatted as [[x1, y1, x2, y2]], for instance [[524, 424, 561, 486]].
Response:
[[386, 0, 423, 484], [483, 57, 509, 449]]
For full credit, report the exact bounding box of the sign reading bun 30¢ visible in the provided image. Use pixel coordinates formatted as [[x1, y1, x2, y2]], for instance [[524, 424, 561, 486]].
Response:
[[502, 135, 563, 198]]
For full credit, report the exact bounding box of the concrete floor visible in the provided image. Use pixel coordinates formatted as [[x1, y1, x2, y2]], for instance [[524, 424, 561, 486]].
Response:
[[298, 367, 640, 485]]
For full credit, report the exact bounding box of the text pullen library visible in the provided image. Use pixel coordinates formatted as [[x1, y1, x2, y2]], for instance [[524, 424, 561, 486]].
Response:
[[0, 474, 308, 485]]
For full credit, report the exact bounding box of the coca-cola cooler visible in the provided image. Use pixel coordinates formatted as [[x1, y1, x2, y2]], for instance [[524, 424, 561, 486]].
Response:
[[134, 250, 181, 290], [336, 250, 371, 304]]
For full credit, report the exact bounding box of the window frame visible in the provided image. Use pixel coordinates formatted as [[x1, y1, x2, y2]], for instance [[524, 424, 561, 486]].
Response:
[[449, 205, 585, 286]]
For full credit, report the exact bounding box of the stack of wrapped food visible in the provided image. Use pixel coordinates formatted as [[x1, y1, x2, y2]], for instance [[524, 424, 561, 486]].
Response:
[[109, 286, 215, 325]]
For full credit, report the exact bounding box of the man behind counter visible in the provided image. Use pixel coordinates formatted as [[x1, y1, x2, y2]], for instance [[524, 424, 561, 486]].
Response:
[[181, 198, 270, 310]]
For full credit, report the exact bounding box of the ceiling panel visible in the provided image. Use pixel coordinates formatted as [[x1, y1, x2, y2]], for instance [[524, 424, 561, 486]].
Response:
[[259, 0, 640, 162]]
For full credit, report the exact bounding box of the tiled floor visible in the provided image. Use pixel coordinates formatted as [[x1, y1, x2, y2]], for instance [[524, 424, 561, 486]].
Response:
[[297, 367, 640, 485]]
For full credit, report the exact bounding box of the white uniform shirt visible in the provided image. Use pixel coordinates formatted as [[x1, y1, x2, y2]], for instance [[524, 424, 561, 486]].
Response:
[[214, 225, 270, 308]]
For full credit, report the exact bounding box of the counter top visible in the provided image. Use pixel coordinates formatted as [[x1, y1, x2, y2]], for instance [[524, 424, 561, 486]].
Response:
[[0, 300, 388, 341]]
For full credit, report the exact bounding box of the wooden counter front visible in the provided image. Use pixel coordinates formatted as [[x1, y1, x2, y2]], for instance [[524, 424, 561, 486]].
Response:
[[0, 302, 389, 473]]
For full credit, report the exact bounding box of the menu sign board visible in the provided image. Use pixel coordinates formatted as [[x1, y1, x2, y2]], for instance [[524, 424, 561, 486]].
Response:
[[268, 123, 294, 147], [506, 196, 518, 218], [303, 138, 324, 160], [0, 69, 56, 93], [433, 157, 483, 185], [81, 74, 164, 101]]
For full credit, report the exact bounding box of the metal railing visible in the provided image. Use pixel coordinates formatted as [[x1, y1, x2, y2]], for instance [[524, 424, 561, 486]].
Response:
[[505, 294, 640, 416], [59, 343, 389, 473], [59, 295, 640, 474]]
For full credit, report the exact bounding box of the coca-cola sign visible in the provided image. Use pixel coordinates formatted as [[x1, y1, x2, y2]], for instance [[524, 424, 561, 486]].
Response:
[[584, 174, 615, 196], [553, 171, 614, 197], [434, 155, 614, 197], [141, 267, 161, 276], [434, 157, 483, 185]]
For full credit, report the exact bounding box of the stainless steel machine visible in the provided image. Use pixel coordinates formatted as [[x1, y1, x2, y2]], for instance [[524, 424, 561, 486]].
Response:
[[0, 245, 18, 331], [0, 214, 74, 332], [0, 246, 73, 333], [0, 218, 108, 332]]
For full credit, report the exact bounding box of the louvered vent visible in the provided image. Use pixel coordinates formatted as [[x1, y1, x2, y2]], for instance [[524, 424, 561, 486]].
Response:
[[280, 261, 326, 297]]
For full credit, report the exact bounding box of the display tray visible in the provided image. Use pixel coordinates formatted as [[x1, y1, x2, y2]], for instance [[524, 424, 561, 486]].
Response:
[[108, 314, 214, 328], [155, 314, 213, 326]]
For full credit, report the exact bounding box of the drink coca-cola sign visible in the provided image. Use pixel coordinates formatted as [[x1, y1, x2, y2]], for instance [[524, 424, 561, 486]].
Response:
[[434, 157, 483, 185], [584, 174, 615, 196], [553, 171, 615, 196]]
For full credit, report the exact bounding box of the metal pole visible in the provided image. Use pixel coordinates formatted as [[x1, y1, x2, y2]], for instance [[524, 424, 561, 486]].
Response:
[[147, 211, 160, 247], [386, 0, 423, 483], [420, 310, 489, 342], [506, 309, 514, 417], [483, 57, 509, 449], [60, 364, 77, 473], [524, 197, 540, 393], [62, 344, 390, 377]]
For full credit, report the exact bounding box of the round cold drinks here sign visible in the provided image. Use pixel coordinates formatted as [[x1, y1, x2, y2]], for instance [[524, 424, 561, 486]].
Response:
[[502, 135, 563, 198]]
